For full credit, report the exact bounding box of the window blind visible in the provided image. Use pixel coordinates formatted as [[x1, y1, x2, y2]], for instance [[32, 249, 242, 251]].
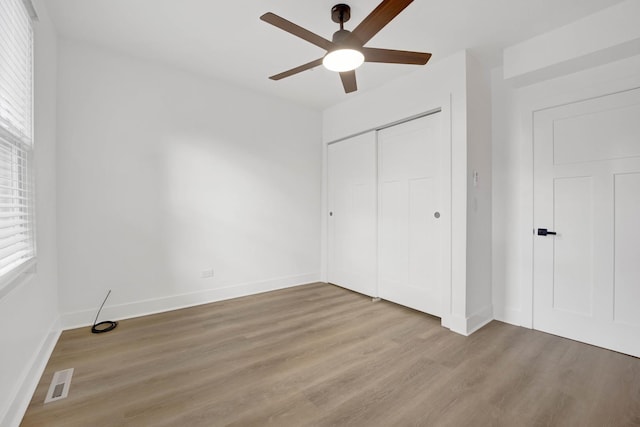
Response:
[[0, 0, 35, 280]]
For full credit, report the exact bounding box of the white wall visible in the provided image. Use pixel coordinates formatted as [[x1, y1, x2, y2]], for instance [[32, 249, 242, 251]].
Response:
[[491, 66, 522, 324], [323, 51, 493, 335], [322, 51, 465, 144], [465, 54, 493, 327], [56, 39, 322, 327], [504, 0, 640, 85], [0, 1, 60, 425]]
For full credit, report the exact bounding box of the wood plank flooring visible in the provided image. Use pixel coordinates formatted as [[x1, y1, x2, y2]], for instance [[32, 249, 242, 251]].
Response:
[[21, 282, 640, 426]]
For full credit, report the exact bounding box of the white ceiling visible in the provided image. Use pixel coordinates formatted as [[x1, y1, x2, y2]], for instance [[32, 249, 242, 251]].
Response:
[[45, 0, 625, 110]]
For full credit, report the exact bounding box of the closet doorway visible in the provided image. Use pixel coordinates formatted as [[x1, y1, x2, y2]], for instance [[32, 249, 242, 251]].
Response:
[[327, 112, 447, 317]]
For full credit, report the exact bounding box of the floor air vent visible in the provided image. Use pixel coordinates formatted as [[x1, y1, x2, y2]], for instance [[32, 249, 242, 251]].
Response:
[[44, 368, 74, 403]]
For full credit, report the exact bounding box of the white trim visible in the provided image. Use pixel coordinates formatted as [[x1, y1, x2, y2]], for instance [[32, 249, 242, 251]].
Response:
[[439, 95, 453, 329], [1, 317, 61, 427], [466, 305, 494, 335], [448, 314, 467, 335], [0, 258, 36, 300], [61, 273, 320, 329], [325, 108, 443, 145], [493, 307, 521, 326], [448, 305, 494, 336], [375, 128, 381, 299], [320, 138, 328, 284]]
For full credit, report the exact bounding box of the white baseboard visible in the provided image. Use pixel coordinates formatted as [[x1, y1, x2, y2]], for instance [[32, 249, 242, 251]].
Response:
[[448, 304, 494, 336], [466, 305, 494, 335], [61, 272, 320, 330], [2, 317, 62, 427], [448, 314, 468, 335], [493, 307, 521, 326]]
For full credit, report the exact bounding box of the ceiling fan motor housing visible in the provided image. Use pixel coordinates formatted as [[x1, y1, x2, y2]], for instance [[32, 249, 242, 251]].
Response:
[[332, 29, 354, 45], [331, 4, 351, 24]]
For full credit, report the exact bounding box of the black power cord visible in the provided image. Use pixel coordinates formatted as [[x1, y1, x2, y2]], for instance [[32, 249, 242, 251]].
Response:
[[91, 290, 118, 334]]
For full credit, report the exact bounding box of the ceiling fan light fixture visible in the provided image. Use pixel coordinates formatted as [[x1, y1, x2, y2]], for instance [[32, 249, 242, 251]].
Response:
[[261, 0, 432, 93], [322, 48, 364, 72]]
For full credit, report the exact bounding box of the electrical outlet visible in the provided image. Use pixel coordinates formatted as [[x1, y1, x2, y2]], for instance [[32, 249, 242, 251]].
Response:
[[200, 269, 214, 278]]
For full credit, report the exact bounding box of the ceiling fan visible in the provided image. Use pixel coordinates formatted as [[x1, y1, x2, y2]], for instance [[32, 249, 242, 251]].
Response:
[[260, 0, 432, 94]]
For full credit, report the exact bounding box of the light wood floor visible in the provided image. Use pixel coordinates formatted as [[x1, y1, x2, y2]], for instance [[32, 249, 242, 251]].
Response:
[[22, 282, 640, 426]]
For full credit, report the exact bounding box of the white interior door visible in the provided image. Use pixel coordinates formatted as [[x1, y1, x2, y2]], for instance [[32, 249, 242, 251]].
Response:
[[327, 132, 377, 297], [533, 87, 640, 357], [378, 114, 443, 316]]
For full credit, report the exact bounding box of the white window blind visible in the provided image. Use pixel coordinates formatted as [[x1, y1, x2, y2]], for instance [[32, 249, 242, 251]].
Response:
[[0, 0, 35, 281]]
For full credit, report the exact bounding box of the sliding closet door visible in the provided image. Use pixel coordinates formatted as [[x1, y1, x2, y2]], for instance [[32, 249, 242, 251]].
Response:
[[378, 114, 443, 316], [327, 132, 377, 297]]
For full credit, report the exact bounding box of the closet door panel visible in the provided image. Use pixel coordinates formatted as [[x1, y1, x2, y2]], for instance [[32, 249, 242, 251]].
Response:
[[378, 114, 442, 316], [327, 132, 377, 297]]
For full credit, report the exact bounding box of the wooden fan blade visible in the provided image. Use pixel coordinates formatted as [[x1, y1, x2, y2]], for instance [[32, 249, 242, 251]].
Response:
[[269, 58, 324, 80], [339, 70, 357, 93], [362, 47, 431, 65], [350, 0, 413, 46], [261, 12, 334, 51]]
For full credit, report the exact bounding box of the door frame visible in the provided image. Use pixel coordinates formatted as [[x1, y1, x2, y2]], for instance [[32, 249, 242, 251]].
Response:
[[324, 108, 452, 328], [518, 77, 640, 328]]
